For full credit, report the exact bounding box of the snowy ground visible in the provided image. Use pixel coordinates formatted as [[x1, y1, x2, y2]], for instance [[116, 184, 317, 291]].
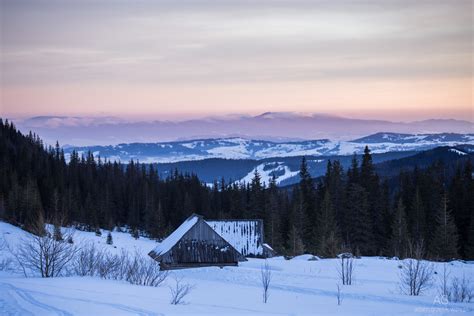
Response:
[[1, 221, 473, 315]]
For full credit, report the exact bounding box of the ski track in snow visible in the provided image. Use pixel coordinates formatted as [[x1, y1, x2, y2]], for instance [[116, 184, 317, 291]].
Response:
[[1, 282, 72, 316], [0, 282, 163, 316]]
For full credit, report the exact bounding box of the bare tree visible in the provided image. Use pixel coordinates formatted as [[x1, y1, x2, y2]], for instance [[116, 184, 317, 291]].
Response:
[[10, 217, 79, 278], [336, 284, 343, 305], [169, 275, 194, 305], [399, 240, 433, 296], [261, 260, 272, 303], [337, 254, 355, 285]]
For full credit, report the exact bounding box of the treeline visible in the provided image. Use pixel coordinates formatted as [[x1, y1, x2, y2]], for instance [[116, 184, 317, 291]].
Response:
[[0, 118, 473, 259]]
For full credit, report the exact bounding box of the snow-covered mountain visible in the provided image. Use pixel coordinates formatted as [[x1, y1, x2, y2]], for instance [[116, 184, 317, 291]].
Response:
[[15, 113, 473, 146], [63, 132, 474, 164]]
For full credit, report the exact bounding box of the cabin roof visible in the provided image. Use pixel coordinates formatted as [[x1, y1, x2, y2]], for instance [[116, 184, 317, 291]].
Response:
[[150, 214, 200, 257], [206, 219, 263, 256]]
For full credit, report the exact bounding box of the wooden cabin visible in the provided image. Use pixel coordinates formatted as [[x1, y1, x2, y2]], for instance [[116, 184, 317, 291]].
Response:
[[148, 214, 245, 270]]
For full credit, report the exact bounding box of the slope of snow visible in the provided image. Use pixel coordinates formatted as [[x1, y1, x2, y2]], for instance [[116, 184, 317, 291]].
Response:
[[237, 162, 300, 185], [1, 221, 474, 315], [449, 148, 467, 156]]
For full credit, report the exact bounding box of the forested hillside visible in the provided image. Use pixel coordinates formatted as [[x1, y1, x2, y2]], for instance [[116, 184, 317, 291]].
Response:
[[1, 118, 473, 259]]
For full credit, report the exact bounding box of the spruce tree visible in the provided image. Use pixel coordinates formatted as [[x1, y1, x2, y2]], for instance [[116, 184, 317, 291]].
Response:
[[465, 214, 474, 260], [411, 188, 426, 244], [288, 224, 305, 256], [249, 169, 264, 219], [346, 183, 372, 254], [266, 174, 281, 249], [390, 198, 409, 258], [429, 193, 458, 260], [53, 223, 63, 241], [317, 190, 340, 257], [299, 157, 316, 251], [131, 228, 139, 239], [106, 231, 113, 245]]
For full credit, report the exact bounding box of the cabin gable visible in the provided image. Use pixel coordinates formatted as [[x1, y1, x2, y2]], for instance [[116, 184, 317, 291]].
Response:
[[206, 219, 264, 257]]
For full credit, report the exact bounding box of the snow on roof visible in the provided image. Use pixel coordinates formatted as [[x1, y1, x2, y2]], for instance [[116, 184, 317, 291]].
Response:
[[206, 220, 263, 256], [150, 214, 199, 257], [263, 243, 274, 251]]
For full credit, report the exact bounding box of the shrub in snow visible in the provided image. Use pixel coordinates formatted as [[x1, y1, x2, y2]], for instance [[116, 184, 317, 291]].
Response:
[[73, 243, 104, 277], [124, 251, 168, 287], [0, 257, 13, 272], [261, 260, 272, 303], [399, 240, 433, 296], [337, 256, 355, 285], [169, 275, 194, 305], [95, 228, 102, 237], [10, 219, 79, 278], [447, 274, 473, 303], [75, 247, 168, 287]]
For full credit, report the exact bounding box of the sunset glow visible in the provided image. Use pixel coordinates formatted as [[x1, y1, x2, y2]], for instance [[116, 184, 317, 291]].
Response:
[[1, 1, 472, 121]]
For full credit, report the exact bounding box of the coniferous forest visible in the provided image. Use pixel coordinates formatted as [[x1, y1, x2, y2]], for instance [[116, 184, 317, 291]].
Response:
[[1, 118, 473, 260]]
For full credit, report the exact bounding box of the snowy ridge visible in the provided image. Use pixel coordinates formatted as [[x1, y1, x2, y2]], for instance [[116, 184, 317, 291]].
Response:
[[449, 148, 467, 156], [63, 132, 474, 163], [237, 162, 300, 185], [206, 220, 263, 256]]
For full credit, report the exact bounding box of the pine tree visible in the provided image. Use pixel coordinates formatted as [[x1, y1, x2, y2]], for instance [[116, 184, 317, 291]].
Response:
[[317, 190, 340, 257], [346, 183, 372, 254], [465, 214, 474, 259], [106, 231, 113, 245], [299, 157, 316, 251], [53, 223, 63, 241], [131, 228, 139, 239], [347, 154, 359, 185], [249, 169, 264, 219], [429, 193, 458, 260], [288, 224, 305, 256], [411, 188, 425, 244], [390, 198, 409, 258], [266, 174, 281, 249]]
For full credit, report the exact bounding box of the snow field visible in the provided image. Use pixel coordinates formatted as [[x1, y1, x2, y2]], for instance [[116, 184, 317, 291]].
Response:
[[1, 221, 473, 315]]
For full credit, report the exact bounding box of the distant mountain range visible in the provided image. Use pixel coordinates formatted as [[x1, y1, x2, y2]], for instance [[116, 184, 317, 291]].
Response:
[[14, 112, 473, 146], [63, 132, 474, 163], [59, 132, 474, 186], [155, 145, 474, 187]]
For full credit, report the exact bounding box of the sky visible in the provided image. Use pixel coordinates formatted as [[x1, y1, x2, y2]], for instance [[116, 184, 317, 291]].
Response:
[[0, 0, 473, 122]]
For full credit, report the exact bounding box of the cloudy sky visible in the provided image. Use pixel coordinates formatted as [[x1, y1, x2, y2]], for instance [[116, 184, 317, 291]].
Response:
[[1, 0, 472, 121]]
